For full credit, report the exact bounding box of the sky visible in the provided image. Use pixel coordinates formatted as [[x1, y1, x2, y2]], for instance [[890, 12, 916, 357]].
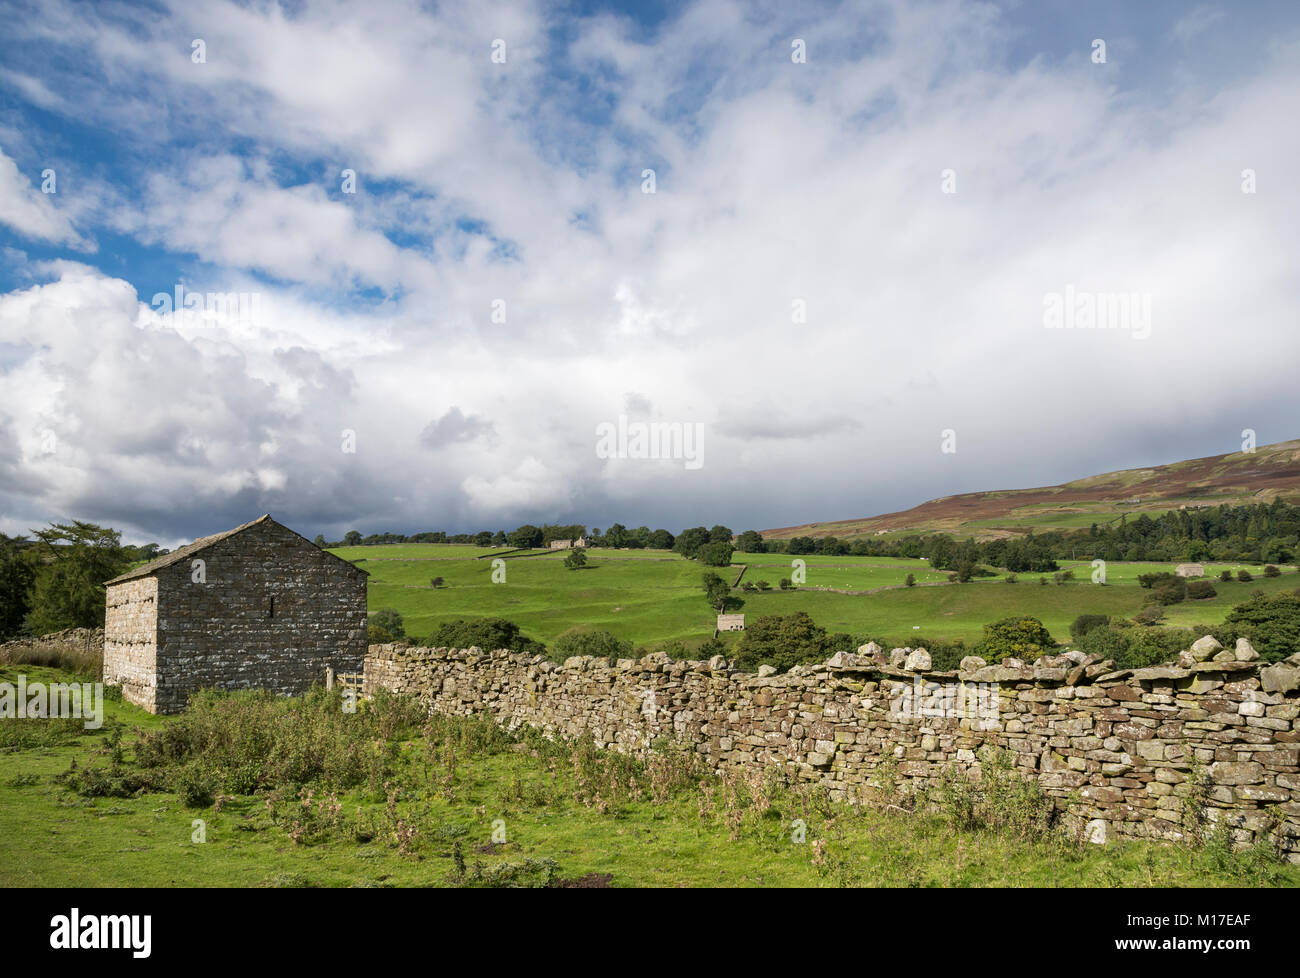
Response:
[[0, 0, 1297, 547]]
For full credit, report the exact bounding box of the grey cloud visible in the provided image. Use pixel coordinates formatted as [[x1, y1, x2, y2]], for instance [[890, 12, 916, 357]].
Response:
[[420, 407, 495, 449]]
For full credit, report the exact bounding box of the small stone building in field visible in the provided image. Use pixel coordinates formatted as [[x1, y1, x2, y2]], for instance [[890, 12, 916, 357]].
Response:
[[717, 614, 745, 631], [1175, 562, 1205, 578], [102, 515, 367, 714], [548, 536, 586, 550]]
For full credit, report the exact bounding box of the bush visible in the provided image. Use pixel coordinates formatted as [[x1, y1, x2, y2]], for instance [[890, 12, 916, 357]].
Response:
[[1264, 565, 1281, 578], [778, 578, 793, 590], [549, 628, 633, 663], [1138, 572, 1179, 589], [563, 548, 588, 570], [904, 573, 915, 587], [1237, 569, 1253, 583], [1186, 580, 1217, 600], [977, 616, 1055, 663], [1069, 614, 1109, 642], [1004, 574, 1017, 584], [367, 608, 406, 643], [132, 687, 425, 799], [1151, 580, 1187, 605], [733, 612, 831, 673], [1223, 592, 1300, 662], [1219, 570, 1233, 582], [426, 618, 546, 655], [1133, 605, 1165, 625]]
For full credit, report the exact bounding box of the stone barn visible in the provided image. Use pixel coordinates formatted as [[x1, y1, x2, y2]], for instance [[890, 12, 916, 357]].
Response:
[[102, 515, 368, 713], [1175, 562, 1205, 578]]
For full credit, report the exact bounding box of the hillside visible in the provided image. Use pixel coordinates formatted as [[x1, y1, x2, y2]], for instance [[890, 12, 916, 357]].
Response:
[[763, 439, 1300, 542]]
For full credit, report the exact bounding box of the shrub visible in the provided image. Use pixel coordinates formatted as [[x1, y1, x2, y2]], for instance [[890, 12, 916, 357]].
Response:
[[563, 548, 588, 570], [1133, 605, 1165, 625], [1138, 572, 1179, 589], [1004, 574, 1017, 584], [1151, 580, 1186, 605], [549, 628, 633, 663], [426, 618, 546, 655], [429, 576, 445, 588], [778, 578, 793, 590], [1219, 570, 1233, 582], [1237, 569, 1253, 583], [367, 608, 406, 643], [1223, 592, 1300, 662], [733, 611, 831, 673], [904, 573, 915, 587], [1069, 614, 1109, 642], [977, 616, 1055, 663], [1186, 580, 1217, 600], [1264, 565, 1281, 578], [131, 686, 424, 798]]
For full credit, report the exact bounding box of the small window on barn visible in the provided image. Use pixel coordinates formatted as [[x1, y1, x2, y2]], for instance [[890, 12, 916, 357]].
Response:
[[268, 595, 275, 619]]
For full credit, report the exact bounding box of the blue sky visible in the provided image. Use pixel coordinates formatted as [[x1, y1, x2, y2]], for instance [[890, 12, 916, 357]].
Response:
[[0, 0, 1298, 545]]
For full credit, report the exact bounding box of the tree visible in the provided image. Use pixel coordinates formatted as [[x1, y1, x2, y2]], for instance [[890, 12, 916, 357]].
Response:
[[672, 527, 710, 558], [0, 534, 36, 640], [708, 525, 733, 544], [648, 529, 675, 550], [508, 524, 543, 549], [343, 530, 362, 546], [563, 547, 588, 570], [701, 572, 731, 611], [696, 542, 734, 567], [904, 573, 915, 587], [735, 530, 764, 553], [25, 521, 132, 635], [603, 523, 630, 549], [312, 534, 327, 548]]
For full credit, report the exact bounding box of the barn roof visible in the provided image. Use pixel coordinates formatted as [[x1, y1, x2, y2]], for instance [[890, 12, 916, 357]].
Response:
[[105, 515, 367, 585]]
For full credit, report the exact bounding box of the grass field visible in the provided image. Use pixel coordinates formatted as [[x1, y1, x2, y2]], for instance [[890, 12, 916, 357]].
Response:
[[2, 665, 1294, 888], [332, 545, 1300, 650]]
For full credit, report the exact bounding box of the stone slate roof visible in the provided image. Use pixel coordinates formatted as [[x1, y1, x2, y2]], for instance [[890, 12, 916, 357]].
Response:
[[104, 514, 367, 585]]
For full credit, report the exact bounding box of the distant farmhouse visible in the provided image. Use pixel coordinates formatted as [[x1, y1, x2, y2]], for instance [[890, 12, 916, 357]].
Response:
[[1175, 563, 1205, 578], [548, 536, 586, 550], [102, 515, 367, 714]]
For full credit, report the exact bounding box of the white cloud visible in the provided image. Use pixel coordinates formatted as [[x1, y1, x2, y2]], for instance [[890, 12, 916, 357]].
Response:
[[0, 1, 1298, 541], [0, 148, 87, 247]]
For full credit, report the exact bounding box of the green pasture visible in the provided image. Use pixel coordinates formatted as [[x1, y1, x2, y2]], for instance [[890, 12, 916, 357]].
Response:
[[332, 545, 1300, 650]]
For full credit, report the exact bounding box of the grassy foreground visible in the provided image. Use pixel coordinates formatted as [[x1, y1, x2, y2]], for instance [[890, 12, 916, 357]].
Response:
[[1, 666, 1296, 888]]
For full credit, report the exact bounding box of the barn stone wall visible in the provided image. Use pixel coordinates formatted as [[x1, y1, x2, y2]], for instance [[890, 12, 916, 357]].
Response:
[[115, 520, 367, 714], [364, 640, 1300, 860], [103, 577, 160, 712]]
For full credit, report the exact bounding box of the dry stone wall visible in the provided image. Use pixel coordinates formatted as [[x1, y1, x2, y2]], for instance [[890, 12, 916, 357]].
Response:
[[365, 637, 1300, 860]]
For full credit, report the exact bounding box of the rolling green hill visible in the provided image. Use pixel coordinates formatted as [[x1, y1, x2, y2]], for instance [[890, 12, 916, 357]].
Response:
[[762, 439, 1300, 542]]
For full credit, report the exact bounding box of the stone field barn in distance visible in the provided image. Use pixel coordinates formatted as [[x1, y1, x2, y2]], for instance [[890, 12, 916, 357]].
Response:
[[102, 515, 368, 713]]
